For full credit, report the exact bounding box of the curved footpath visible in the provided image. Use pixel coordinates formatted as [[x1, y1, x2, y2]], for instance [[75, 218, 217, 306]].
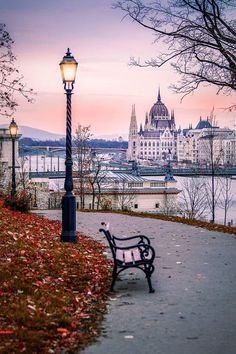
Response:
[[37, 210, 236, 354]]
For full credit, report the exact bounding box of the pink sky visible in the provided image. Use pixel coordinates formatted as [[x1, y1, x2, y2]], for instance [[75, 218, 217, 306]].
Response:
[[0, 0, 235, 138]]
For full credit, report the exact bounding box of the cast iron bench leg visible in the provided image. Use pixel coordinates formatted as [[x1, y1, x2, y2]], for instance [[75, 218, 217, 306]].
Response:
[[145, 264, 155, 293], [111, 264, 117, 291], [147, 274, 155, 293]]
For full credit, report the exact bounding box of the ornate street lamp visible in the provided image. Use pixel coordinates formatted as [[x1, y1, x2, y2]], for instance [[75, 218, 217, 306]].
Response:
[[9, 118, 18, 198], [59, 48, 78, 243]]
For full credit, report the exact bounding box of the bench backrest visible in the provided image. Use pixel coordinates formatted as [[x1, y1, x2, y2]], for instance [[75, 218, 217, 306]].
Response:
[[99, 222, 117, 261]]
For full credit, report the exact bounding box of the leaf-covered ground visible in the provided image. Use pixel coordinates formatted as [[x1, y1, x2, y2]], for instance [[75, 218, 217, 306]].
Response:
[[0, 201, 112, 353]]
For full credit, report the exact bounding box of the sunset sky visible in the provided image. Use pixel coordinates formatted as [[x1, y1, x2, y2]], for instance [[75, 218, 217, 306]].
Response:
[[0, 0, 235, 138]]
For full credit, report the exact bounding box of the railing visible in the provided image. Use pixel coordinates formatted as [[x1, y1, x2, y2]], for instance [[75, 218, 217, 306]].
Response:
[[29, 166, 236, 179], [140, 167, 236, 176], [29, 171, 66, 178]]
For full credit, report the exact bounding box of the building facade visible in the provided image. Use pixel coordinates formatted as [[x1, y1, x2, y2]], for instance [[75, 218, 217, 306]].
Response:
[[178, 118, 236, 165], [0, 128, 21, 191], [128, 92, 236, 166], [127, 90, 178, 163], [75, 171, 180, 213]]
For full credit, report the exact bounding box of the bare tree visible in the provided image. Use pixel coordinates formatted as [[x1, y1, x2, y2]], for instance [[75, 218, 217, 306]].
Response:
[[114, 0, 236, 99], [115, 178, 136, 211], [160, 192, 178, 216], [88, 155, 107, 209], [198, 113, 225, 223], [18, 154, 30, 191], [218, 176, 235, 225], [0, 24, 34, 116], [178, 177, 208, 219], [204, 176, 222, 223], [74, 125, 93, 209]]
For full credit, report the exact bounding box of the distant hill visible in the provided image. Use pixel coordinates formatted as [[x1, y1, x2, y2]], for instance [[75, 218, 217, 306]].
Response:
[[0, 124, 65, 141]]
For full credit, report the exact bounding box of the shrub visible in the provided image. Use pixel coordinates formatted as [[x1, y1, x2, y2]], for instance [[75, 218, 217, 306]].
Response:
[[3, 190, 31, 213], [99, 198, 112, 210]]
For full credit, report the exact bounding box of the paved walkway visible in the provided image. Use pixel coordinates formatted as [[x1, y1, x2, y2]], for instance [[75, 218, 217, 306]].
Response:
[[36, 210, 236, 354]]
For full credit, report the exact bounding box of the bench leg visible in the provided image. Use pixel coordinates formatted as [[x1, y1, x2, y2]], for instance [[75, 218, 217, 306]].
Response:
[[145, 264, 155, 293], [111, 264, 117, 291], [147, 275, 155, 293]]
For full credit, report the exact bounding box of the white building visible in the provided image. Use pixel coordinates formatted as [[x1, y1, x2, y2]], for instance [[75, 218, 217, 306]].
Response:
[[74, 171, 180, 213], [127, 89, 178, 163], [0, 127, 20, 163], [177, 117, 236, 165], [0, 127, 21, 190]]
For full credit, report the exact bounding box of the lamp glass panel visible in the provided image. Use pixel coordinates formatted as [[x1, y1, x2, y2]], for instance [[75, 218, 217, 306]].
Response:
[[9, 122, 18, 137], [60, 62, 77, 83]]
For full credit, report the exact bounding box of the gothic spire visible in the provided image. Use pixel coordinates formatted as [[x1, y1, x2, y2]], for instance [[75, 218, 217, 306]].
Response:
[[129, 104, 138, 136], [139, 123, 143, 134], [157, 87, 161, 102], [131, 104, 136, 117]]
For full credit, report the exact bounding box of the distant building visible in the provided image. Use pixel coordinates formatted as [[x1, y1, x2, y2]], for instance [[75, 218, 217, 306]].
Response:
[[177, 117, 236, 165], [0, 127, 21, 163], [127, 89, 178, 163], [31, 170, 180, 213], [127, 91, 236, 166], [75, 171, 180, 213], [0, 127, 21, 191]]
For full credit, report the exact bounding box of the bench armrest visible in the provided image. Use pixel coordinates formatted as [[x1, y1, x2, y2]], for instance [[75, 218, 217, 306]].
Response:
[[113, 234, 151, 245]]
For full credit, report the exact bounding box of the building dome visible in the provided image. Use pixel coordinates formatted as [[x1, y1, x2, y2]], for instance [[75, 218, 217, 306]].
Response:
[[195, 117, 212, 129], [149, 90, 169, 118]]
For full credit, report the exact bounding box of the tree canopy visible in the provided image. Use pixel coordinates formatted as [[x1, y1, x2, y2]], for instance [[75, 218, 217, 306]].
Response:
[[114, 0, 236, 99], [0, 24, 34, 117]]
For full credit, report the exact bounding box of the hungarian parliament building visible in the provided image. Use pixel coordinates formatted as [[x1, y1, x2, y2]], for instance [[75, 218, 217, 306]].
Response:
[[127, 89, 236, 166]]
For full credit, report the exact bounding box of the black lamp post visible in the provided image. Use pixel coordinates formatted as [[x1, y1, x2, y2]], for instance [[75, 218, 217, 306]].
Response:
[[59, 48, 78, 243], [9, 118, 18, 198]]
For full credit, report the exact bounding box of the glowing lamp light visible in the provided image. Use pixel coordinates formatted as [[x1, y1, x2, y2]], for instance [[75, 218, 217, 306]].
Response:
[[9, 118, 18, 138], [60, 48, 78, 84]]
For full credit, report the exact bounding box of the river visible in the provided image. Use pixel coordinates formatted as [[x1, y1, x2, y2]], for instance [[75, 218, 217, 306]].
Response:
[[144, 175, 236, 226], [175, 176, 236, 226], [23, 155, 236, 225]]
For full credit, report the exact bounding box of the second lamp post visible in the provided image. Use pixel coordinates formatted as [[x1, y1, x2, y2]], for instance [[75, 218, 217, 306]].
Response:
[[9, 118, 18, 198], [59, 48, 78, 243]]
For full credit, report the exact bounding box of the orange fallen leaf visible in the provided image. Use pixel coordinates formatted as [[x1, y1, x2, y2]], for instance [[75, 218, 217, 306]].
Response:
[[57, 328, 69, 334], [0, 329, 15, 335], [57, 328, 70, 337]]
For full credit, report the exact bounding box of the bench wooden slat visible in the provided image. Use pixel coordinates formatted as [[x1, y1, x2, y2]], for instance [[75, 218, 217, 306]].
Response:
[[124, 250, 133, 264], [132, 249, 141, 262], [116, 248, 142, 265], [116, 249, 124, 263]]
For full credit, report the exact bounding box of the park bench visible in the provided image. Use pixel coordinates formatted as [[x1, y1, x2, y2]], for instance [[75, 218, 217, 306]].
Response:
[[99, 222, 156, 293]]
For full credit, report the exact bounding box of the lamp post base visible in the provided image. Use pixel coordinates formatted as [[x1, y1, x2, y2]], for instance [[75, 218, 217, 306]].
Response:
[[61, 193, 77, 243]]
